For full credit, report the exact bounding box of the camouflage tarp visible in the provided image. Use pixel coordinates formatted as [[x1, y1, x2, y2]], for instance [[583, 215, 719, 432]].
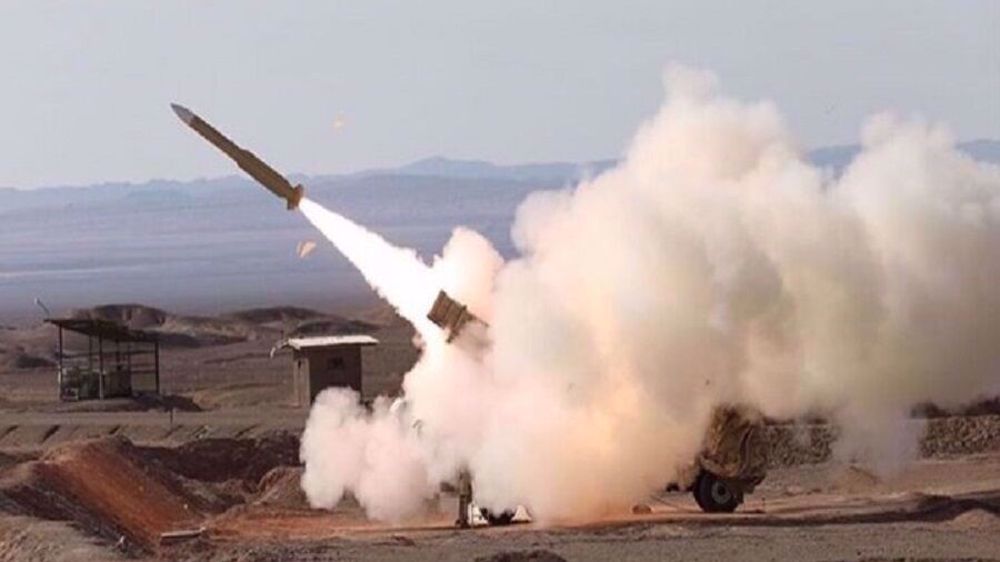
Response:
[[698, 405, 768, 487]]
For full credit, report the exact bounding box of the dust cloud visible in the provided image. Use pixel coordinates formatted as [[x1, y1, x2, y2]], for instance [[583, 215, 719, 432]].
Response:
[[298, 65, 1000, 522]]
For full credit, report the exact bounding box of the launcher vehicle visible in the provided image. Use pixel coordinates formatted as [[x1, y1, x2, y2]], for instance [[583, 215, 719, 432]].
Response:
[[666, 404, 768, 512], [425, 290, 769, 521]]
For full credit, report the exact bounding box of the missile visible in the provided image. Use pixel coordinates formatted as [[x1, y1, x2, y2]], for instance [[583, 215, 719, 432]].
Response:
[[170, 103, 304, 210]]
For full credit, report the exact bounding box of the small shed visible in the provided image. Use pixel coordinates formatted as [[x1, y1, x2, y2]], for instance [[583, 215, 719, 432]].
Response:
[[281, 335, 377, 406], [46, 318, 160, 401]]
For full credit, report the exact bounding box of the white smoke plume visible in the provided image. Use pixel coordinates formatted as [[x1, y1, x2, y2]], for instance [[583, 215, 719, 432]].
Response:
[[299, 198, 442, 336], [298, 65, 1000, 522]]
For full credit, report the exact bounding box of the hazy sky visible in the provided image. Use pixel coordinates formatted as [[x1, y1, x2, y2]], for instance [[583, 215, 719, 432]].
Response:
[[1, 1, 997, 188]]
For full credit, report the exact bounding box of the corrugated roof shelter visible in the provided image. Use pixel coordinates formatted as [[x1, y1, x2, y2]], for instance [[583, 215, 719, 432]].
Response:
[[280, 335, 377, 406], [46, 318, 160, 401]]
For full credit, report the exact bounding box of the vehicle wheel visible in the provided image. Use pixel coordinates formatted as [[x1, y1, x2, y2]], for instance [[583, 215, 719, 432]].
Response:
[[480, 508, 516, 526], [693, 471, 741, 513]]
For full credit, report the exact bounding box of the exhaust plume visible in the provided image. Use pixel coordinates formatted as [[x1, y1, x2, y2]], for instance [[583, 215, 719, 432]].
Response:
[[298, 199, 442, 337], [298, 65, 1000, 522]]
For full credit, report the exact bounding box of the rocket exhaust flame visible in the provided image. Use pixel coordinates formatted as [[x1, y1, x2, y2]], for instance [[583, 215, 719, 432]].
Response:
[[297, 198, 443, 337]]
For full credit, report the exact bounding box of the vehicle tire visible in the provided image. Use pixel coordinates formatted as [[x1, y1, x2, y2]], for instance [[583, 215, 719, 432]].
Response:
[[480, 508, 516, 526], [693, 471, 741, 513]]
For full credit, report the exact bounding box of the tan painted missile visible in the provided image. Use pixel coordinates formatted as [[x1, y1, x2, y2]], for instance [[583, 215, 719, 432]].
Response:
[[171, 103, 304, 210]]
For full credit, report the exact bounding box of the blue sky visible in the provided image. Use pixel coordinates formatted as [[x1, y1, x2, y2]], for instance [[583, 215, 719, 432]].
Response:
[[1, 1, 997, 188]]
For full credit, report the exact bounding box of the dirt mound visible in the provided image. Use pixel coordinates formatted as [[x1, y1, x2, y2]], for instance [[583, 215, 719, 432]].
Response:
[[0, 322, 59, 372], [288, 318, 377, 337], [0, 324, 58, 373], [67, 303, 261, 348], [356, 301, 410, 328], [71, 303, 168, 330], [0, 347, 54, 371], [10, 352, 54, 369], [29, 394, 202, 414], [0, 515, 128, 562], [0, 435, 301, 553], [254, 466, 307, 508], [133, 393, 203, 412], [949, 508, 1000, 529], [0, 437, 202, 552], [476, 550, 568, 562], [0, 453, 17, 471], [223, 306, 325, 325], [154, 315, 257, 348], [141, 433, 299, 487], [225, 306, 378, 338], [153, 306, 377, 348]]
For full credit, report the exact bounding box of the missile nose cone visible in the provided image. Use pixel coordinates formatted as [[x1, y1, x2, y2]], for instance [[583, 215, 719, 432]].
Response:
[[171, 103, 195, 125]]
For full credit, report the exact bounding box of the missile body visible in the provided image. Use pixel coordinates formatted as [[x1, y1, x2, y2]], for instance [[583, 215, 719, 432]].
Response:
[[171, 104, 304, 210]]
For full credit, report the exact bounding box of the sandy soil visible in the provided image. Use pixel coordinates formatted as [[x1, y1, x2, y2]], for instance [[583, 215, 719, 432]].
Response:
[[2, 304, 999, 561], [180, 452, 1000, 562], [0, 431, 997, 561]]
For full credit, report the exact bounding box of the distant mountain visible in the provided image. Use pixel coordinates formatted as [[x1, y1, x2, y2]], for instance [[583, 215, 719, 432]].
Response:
[[0, 165, 562, 321], [2, 140, 995, 212], [0, 141, 996, 322], [369, 139, 1000, 181], [363, 156, 617, 183], [807, 139, 1000, 172], [952, 139, 1000, 163]]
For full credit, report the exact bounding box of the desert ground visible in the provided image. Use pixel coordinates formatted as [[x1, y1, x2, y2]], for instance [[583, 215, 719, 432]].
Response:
[[1, 304, 998, 561]]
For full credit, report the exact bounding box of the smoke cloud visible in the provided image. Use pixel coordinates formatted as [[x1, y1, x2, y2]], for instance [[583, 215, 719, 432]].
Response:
[[298, 65, 1000, 522]]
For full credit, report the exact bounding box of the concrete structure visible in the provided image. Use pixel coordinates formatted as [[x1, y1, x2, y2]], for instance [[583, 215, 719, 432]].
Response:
[[281, 335, 377, 406]]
